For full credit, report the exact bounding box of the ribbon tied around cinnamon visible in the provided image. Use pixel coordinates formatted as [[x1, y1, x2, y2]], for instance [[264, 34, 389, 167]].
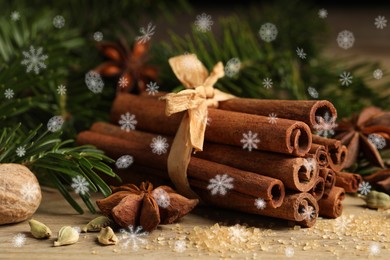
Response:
[[161, 54, 235, 198]]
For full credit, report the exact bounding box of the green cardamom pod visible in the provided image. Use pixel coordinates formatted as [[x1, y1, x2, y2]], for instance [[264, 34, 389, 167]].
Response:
[[81, 216, 112, 232], [54, 226, 79, 247], [365, 190, 390, 209], [29, 219, 52, 239], [97, 227, 118, 245]]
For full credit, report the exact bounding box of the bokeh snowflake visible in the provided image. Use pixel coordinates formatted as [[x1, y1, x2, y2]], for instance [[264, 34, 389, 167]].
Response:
[[57, 85, 67, 95], [194, 13, 213, 32], [337, 30, 355, 49], [318, 9, 328, 19], [21, 45, 48, 74], [71, 175, 89, 195], [150, 136, 169, 155], [369, 242, 381, 256], [254, 198, 266, 210], [339, 71, 353, 86], [152, 188, 170, 208], [12, 233, 26, 247], [308, 86, 319, 98], [285, 247, 295, 257], [374, 15, 387, 29], [21, 182, 39, 202], [259, 23, 278, 42], [93, 31, 103, 42], [47, 115, 64, 132], [10, 11, 20, 21], [116, 155, 134, 169], [207, 174, 234, 196], [146, 81, 159, 95], [118, 76, 129, 89], [368, 133, 386, 149], [119, 225, 149, 251], [313, 112, 338, 137], [174, 240, 186, 253], [240, 131, 260, 151], [85, 71, 104, 93], [224, 57, 241, 77], [268, 113, 278, 124], [16, 146, 26, 157], [119, 112, 137, 132], [4, 88, 14, 99], [296, 47, 307, 59], [135, 22, 156, 43], [334, 215, 354, 233], [373, 69, 383, 80], [262, 77, 273, 89], [53, 15, 65, 28], [229, 225, 250, 243], [358, 181, 371, 195]]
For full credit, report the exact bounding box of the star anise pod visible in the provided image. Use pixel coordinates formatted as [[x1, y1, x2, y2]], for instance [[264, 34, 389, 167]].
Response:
[[93, 38, 157, 94], [364, 168, 390, 195], [96, 182, 198, 232], [335, 106, 390, 168]]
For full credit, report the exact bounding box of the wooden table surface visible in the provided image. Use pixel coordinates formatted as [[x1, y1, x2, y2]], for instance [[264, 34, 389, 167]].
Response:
[[0, 188, 389, 260]]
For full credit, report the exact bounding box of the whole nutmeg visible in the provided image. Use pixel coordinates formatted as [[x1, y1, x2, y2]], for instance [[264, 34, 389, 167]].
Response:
[[0, 164, 42, 225]]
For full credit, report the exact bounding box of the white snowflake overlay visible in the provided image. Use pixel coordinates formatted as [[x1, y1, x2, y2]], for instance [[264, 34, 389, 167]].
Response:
[[12, 233, 26, 247], [254, 198, 266, 210], [146, 81, 159, 95], [296, 47, 307, 59], [21, 182, 39, 202], [93, 31, 103, 42], [304, 158, 318, 173], [119, 112, 137, 132], [4, 88, 14, 99], [71, 175, 89, 195], [334, 215, 354, 233], [262, 77, 273, 89], [194, 13, 213, 32], [374, 15, 387, 29], [229, 225, 250, 243], [207, 174, 234, 196], [116, 155, 134, 169], [285, 247, 295, 257], [241, 131, 260, 151], [373, 69, 383, 80], [150, 136, 169, 155], [118, 76, 129, 89], [16, 146, 26, 157], [85, 71, 104, 93], [11, 11, 20, 21], [301, 205, 316, 220], [47, 115, 64, 132], [53, 15, 65, 29], [268, 113, 278, 124], [21, 45, 48, 74], [57, 85, 67, 95], [224, 57, 241, 77], [337, 30, 355, 49], [339, 71, 353, 86], [358, 181, 371, 196], [259, 23, 278, 42], [368, 133, 386, 149], [369, 242, 381, 256], [180, 53, 203, 71], [120, 225, 149, 251], [136, 22, 156, 43], [174, 240, 186, 253], [313, 112, 338, 137], [152, 189, 170, 208], [318, 9, 328, 19], [308, 86, 319, 98]]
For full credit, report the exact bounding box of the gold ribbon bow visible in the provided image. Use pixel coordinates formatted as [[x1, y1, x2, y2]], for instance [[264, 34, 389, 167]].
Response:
[[162, 54, 235, 198]]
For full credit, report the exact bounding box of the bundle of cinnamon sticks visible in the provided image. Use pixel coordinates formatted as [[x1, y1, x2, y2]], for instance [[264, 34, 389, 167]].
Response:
[[77, 93, 362, 228]]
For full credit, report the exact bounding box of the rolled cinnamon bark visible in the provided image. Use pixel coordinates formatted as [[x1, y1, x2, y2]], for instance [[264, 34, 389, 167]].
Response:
[[218, 99, 337, 130], [77, 131, 285, 208], [111, 94, 312, 156], [91, 122, 318, 192], [335, 171, 363, 193], [308, 177, 325, 201], [308, 144, 328, 168], [313, 136, 347, 171], [318, 186, 345, 218], [319, 168, 336, 198]]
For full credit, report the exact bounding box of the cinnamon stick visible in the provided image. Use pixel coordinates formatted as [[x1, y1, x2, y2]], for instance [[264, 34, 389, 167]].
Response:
[[319, 168, 336, 198], [218, 99, 337, 130], [111, 94, 312, 156], [318, 186, 345, 218], [91, 122, 318, 192], [334, 171, 363, 193], [309, 177, 325, 201], [77, 131, 285, 208], [308, 144, 328, 168]]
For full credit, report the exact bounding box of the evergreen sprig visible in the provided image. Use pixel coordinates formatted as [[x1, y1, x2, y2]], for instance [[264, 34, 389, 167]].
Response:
[[0, 124, 120, 213]]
